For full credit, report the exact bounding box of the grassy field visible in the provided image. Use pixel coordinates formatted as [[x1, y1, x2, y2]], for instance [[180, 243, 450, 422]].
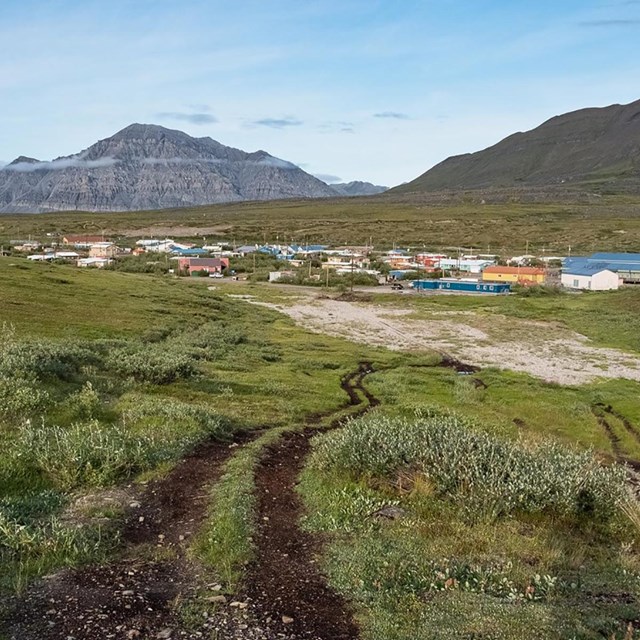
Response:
[[2, 192, 640, 254], [0, 258, 394, 593], [1, 257, 640, 638]]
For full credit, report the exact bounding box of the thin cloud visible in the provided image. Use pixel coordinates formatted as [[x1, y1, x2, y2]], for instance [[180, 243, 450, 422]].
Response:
[[314, 173, 342, 183], [579, 18, 640, 25], [373, 111, 410, 120], [156, 111, 218, 125], [252, 117, 303, 129], [317, 121, 355, 134], [3, 157, 118, 172]]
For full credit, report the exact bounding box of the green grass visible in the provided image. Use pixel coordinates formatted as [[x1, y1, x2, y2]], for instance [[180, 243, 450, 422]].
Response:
[[298, 411, 640, 640], [0, 258, 394, 593], [2, 253, 640, 638]]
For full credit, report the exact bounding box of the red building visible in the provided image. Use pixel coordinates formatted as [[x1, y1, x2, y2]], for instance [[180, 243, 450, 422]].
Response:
[[178, 257, 229, 275]]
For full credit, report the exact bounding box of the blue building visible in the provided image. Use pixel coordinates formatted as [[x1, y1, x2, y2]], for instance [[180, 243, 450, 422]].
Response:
[[412, 279, 511, 294], [564, 253, 640, 284]]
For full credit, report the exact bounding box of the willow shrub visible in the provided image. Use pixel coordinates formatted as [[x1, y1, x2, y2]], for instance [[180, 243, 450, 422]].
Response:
[[309, 410, 627, 523]]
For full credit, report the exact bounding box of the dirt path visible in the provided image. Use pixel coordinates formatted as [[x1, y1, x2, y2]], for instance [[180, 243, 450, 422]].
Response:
[[2, 366, 379, 640], [245, 364, 377, 640], [3, 434, 258, 640]]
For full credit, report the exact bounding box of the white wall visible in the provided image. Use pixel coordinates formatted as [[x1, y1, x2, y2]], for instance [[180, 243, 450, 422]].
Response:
[[561, 270, 620, 291]]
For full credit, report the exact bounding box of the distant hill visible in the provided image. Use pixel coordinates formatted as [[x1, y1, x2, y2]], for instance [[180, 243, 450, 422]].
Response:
[[329, 181, 388, 197], [0, 124, 338, 213], [394, 98, 640, 194]]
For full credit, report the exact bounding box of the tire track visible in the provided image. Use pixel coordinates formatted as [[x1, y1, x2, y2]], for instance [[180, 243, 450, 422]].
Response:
[[244, 363, 377, 640], [591, 405, 623, 459], [3, 431, 261, 640]]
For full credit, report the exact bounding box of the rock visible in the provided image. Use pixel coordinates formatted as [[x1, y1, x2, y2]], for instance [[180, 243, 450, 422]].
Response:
[[282, 615, 294, 624], [129, 502, 141, 508], [372, 505, 407, 520], [156, 629, 173, 639], [121, 590, 134, 596], [127, 630, 141, 639], [205, 595, 227, 604]]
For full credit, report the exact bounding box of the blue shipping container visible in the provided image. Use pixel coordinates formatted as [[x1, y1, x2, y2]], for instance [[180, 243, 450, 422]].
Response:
[[412, 279, 511, 294]]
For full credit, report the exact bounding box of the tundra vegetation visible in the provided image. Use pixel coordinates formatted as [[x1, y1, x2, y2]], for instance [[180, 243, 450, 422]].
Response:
[[1, 256, 640, 638]]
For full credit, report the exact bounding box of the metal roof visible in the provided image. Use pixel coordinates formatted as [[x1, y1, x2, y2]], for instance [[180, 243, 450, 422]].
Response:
[[590, 252, 640, 263]]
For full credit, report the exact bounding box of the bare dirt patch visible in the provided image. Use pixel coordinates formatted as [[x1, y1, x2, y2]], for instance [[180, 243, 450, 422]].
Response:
[[249, 295, 640, 385], [114, 225, 232, 238]]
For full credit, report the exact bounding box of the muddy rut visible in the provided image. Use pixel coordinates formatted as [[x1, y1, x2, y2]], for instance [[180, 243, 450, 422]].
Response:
[[2, 432, 259, 640], [2, 364, 379, 640], [245, 363, 377, 640]]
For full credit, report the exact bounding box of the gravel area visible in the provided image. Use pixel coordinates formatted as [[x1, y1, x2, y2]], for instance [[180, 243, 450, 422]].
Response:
[[249, 295, 640, 385]]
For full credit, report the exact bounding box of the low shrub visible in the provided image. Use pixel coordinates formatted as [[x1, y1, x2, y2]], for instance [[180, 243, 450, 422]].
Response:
[[119, 394, 230, 441], [309, 411, 627, 522], [13, 415, 221, 490], [0, 375, 50, 423], [0, 328, 94, 381], [106, 344, 196, 384]]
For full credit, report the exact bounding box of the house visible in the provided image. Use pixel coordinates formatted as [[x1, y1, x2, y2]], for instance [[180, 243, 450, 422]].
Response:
[[77, 257, 112, 268], [236, 244, 259, 256], [560, 261, 621, 291], [178, 257, 229, 275], [439, 258, 494, 274], [89, 242, 118, 258], [27, 251, 79, 261], [482, 265, 546, 285], [170, 246, 209, 257], [63, 235, 107, 248], [269, 270, 295, 282], [322, 255, 370, 270]]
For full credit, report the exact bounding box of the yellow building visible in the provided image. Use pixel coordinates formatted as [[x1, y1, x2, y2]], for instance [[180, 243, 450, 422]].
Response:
[[482, 266, 546, 284]]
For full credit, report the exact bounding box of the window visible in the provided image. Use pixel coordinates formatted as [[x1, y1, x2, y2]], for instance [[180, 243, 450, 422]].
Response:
[[573, 279, 579, 288]]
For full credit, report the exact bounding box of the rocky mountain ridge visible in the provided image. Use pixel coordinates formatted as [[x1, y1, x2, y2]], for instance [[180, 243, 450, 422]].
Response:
[[0, 124, 340, 213]]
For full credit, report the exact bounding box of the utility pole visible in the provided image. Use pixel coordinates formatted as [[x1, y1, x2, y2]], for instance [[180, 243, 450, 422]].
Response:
[[350, 254, 355, 293]]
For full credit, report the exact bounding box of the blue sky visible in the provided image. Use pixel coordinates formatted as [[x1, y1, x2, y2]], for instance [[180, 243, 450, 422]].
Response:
[[1, 0, 639, 186]]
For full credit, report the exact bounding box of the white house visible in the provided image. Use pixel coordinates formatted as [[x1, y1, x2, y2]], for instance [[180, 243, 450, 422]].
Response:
[[561, 267, 620, 291]]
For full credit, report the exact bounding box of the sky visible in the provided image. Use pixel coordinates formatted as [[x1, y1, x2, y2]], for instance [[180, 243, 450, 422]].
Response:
[[1, 0, 640, 187]]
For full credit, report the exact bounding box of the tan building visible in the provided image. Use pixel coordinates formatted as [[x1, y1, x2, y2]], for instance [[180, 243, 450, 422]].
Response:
[[89, 243, 118, 258]]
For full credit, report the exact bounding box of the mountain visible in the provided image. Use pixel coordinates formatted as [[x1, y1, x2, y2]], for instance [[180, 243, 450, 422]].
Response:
[[329, 181, 388, 196], [394, 98, 640, 194], [0, 124, 338, 213]]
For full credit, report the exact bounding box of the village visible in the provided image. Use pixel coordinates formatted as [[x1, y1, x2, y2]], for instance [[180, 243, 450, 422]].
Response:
[[7, 232, 640, 293]]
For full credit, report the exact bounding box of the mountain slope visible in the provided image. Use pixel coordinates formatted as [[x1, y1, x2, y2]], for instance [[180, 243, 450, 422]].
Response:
[[0, 124, 338, 213], [394, 99, 640, 194], [329, 181, 388, 196]]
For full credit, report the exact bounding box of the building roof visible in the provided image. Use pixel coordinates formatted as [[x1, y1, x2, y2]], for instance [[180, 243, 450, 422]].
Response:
[[590, 252, 640, 264], [563, 258, 616, 277], [172, 247, 208, 256], [63, 235, 105, 243], [483, 266, 544, 275], [565, 255, 640, 274]]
